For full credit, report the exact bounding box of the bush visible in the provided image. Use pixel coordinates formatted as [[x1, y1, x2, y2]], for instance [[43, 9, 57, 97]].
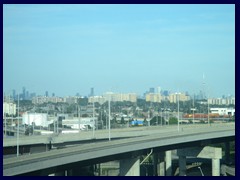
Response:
[[169, 117, 178, 125]]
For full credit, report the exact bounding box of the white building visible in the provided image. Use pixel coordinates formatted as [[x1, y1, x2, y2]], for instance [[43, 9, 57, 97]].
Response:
[[88, 96, 106, 104], [3, 102, 16, 116], [168, 93, 190, 103], [62, 117, 97, 129], [208, 97, 235, 105], [210, 108, 235, 116], [22, 113, 49, 127], [89, 92, 137, 104]]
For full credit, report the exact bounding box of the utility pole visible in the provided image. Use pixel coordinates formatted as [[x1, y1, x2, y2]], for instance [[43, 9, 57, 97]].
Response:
[[17, 93, 19, 157], [108, 94, 111, 141], [193, 94, 195, 124], [161, 108, 163, 126], [177, 93, 180, 132], [93, 100, 95, 139], [4, 112, 6, 137], [208, 94, 210, 126], [78, 105, 80, 132]]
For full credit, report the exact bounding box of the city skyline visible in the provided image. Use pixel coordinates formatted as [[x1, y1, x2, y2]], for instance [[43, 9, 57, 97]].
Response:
[[4, 86, 235, 100], [3, 4, 235, 98]]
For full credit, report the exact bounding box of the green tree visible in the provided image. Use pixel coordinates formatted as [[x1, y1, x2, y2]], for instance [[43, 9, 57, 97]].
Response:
[[121, 117, 125, 124], [169, 117, 178, 125]]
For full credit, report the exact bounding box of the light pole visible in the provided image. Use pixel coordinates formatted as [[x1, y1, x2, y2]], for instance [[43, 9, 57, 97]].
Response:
[[177, 93, 180, 132], [17, 93, 19, 157], [192, 94, 195, 124], [78, 105, 81, 132], [207, 94, 210, 126], [92, 100, 95, 139], [4, 112, 6, 137], [161, 108, 163, 126], [108, 94, 111, 141], [11, 104, 14, 131]]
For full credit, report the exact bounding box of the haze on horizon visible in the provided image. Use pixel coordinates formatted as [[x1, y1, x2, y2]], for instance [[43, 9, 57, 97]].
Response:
[[3, 4, 235, 98]]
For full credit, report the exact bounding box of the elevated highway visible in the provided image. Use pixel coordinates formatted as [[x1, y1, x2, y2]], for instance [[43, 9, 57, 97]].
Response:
[[3, 123, 234, 147], [3, 123, 235, 176]]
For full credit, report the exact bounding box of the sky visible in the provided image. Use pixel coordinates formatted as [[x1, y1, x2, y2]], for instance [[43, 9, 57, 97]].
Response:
[[3, 4, 235, 98]]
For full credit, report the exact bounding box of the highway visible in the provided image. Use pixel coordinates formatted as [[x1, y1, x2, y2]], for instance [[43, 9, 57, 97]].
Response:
[[3, 123, 235, 147], [3, 123, 235, 176]]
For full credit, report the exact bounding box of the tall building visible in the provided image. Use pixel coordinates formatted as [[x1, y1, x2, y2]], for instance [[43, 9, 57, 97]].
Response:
[[22, 87, 26, 100], [149, 88, 155, 93], [45, 91, 48, 97], [145, 93, 162, 103], [168, 93, 190, 103], [163, 90, 169, 96], [90, 88, 94, 97]]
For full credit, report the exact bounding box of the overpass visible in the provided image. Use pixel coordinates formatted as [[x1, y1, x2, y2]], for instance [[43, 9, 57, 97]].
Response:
[[3, 123, 235, 176]]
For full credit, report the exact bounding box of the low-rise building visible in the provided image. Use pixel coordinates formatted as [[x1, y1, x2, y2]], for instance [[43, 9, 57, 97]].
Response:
[[145, 93, 162, 103], [168, 93, 190, 103], [3, 102, 16, 116], [210, 108, 235, 116]]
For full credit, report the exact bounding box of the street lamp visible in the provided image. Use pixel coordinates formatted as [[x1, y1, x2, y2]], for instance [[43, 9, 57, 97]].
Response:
[[78, 105, 81, 132], [192, 94, 195, 124], [176, 92, 180, 132], [161, 108, 163, 126], [207, 94, 210, 127], [92, 100, 95, 139], [17, 93, 19, 157], [108, 94, 111, 141]]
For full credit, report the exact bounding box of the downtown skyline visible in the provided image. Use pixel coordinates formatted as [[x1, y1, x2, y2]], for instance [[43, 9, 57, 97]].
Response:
[[3, 4, 235, 98]]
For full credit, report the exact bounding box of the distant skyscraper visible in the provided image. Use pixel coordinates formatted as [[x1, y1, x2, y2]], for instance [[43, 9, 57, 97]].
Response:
[[90, 88, 94, 97], [22, 87, 26, 100], [52, 93, 55, 97], [45, 91, 48, 97], [149, 88, 155, 93], [163, 90, 169, 96]]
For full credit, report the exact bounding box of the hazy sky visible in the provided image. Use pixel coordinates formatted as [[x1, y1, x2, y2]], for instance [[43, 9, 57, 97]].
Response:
[[3, 4, 235, 98]]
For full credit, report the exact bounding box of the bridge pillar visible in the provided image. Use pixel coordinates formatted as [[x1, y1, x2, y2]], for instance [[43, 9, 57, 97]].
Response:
[[165, 150, 172, 176], [177, 146, 222, 176], [225, 141, 230, 165], [212, 158, 220, 176], [119, 157, 140, 176], [153, 153, 158, 176], [157, 152, 165, 176], [178, 155, 187, 176]]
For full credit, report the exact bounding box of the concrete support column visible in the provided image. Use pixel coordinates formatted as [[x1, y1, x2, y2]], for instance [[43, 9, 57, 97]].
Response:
[[153, 153, 158, 176], [165, 150, 172, 176], [66, 169, 73, 176], [177, 146, 222, 176], [225, 142, 230, 164], [212, 158, 220, 176], [157, 152, 165, 176], [179, 155, 187, 176], [119, 157, 140, 176]]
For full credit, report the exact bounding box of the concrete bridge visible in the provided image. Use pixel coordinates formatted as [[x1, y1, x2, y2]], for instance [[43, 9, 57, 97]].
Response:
[[3, 123, 235, 176]]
